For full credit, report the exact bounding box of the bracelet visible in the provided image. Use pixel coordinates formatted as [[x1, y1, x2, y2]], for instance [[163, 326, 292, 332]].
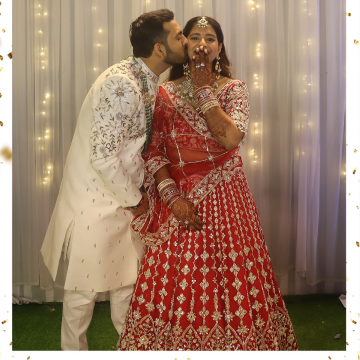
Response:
[[157, 178, 176, 193], [160, 185, 180, 202], [167, 195, 181, 208], [193, 86, 220, 113], [157, 178, 182, 208], [194, 86, 215, 107], [201, 100, 220, 114], [162, 187, 181, 204], [129, 193, 145, 209]]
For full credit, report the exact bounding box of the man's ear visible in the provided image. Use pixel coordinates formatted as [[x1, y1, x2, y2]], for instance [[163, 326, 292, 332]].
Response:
[[154, 43, 165, 58]]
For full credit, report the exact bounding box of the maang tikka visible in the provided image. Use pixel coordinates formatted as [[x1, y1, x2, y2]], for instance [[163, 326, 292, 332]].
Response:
[[197, 17, 208, 28]]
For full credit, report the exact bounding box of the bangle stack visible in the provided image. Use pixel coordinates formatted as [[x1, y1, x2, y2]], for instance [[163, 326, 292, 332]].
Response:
[[194, 85, 220, 114], [157, 178, 181, 208]]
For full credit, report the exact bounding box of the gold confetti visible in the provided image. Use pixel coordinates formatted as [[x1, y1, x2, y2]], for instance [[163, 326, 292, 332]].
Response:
[[346, 342, 349, 345], [1, 319, 7, 324], [0, 93, 2, 97], [351, 319, 357, 324], [10, 342, 12, 345], [1, 28, 5, 33], [0, 55, 3, 60], [347, 12, 351, 16], [328, 357, 331, 360], [346, 276, 349, 281], [357, 242, 359, 247], [27, 357, 30, 360], [1, 147, 12, 161], [355, 40, 360, 45], [8, 52, 12, 59], [354, 168, 357, 174], [349, 193, 351, 196], [0, 121, 3, 126], [357, 206, 359, 209], [0, 67, 3, 71]]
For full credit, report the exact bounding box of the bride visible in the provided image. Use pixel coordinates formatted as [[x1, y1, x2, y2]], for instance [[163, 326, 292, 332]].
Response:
[[118, 15, 298, 351]]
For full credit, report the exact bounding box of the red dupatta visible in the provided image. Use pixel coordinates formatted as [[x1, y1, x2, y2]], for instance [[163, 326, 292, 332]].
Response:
[[132, 81, 250, 246]]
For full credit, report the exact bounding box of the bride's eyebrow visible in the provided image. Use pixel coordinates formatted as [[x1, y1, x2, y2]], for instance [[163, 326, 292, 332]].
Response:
[[189, 33, 216, 37]]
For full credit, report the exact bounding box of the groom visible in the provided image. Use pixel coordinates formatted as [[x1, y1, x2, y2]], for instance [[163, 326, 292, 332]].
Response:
[[40, 9, 187, 350]]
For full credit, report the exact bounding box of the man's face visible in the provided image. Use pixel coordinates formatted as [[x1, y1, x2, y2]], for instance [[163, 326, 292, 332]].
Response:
[[161, 19, 188, 65]]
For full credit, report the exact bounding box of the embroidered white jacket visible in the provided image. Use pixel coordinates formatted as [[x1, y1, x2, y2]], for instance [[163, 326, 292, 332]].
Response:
[[40, 57, 159, 292]]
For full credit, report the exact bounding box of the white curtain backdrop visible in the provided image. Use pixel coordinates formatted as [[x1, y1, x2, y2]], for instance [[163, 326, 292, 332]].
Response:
[[13, 0, 346, 302]]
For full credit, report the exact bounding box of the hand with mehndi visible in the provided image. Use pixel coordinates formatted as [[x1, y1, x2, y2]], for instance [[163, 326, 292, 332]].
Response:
[[190, 46, 216, 89], [170, 197, 204, 231]]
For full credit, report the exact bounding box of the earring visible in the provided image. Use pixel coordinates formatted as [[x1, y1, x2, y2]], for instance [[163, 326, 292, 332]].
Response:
[[215, 56, 222, 79], [183, 63, 191, 80]]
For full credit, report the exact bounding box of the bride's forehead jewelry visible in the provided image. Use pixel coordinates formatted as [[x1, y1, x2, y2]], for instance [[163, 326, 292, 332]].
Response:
[[197, 17, 208, 28]]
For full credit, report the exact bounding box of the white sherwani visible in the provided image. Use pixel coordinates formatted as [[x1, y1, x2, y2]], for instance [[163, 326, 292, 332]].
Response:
[[41, 56, 159, 292]]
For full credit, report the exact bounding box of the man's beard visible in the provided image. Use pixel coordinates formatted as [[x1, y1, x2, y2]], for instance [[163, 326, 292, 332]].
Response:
[[163, 43, 188, 66]]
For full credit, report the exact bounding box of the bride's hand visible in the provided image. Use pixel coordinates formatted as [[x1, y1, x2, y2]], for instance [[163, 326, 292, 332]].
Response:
[[170, 197, 204, 231], [190, 46, 216, 89]]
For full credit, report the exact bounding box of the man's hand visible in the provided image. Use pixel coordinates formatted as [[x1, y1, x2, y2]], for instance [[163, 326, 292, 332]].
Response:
[[124, 192, 149, 216], [171, 197, 204, 231]]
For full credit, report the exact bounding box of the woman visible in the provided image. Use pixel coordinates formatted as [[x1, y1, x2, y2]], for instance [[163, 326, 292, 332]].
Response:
[[118, 16, 298, 351]]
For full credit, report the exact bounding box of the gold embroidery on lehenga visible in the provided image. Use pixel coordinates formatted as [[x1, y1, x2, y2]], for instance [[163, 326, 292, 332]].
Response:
[[118, 83, 298, 351]]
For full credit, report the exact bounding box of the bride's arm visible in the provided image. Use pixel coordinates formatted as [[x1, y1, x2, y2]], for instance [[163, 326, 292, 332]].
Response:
[[191, 47, 249, 150], [201, 103, 244, 150], [153, 165, 204, 232]]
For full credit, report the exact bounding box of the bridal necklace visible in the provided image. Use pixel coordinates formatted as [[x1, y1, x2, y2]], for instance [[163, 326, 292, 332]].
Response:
[[177, 70, 218, 105]]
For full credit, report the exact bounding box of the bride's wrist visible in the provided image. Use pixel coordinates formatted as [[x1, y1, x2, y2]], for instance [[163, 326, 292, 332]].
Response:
[[194, 86, 220, 114]]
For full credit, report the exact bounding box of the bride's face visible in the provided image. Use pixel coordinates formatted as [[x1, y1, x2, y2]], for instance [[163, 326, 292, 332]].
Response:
[[186, 24, 222, 63]]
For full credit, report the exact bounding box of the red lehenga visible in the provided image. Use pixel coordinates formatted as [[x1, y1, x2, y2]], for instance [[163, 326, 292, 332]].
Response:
[[118, 80, 298, 351]]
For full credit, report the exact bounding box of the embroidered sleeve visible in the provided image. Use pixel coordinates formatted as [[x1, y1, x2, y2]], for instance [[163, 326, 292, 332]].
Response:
[[90, 76, 143, 207], [224, 81, 250, 137]]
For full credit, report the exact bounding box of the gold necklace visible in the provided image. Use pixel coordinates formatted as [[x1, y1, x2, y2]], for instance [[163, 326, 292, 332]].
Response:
[[177, 78, 218, 105]]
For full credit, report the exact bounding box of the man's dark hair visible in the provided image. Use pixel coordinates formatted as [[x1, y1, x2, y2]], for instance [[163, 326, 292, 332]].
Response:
[[129, 9, 174, 58]]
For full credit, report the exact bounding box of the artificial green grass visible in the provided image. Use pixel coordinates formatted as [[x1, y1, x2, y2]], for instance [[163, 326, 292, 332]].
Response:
[[12, 294, 346, 351], [282, 294, 346, 351]]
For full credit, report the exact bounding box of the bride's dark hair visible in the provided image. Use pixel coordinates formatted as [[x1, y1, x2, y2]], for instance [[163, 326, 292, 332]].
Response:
[[169, 16, 232, 81]]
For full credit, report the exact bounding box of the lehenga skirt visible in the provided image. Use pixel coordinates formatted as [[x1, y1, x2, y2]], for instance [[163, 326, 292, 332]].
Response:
[[118, 157, 298, 351]]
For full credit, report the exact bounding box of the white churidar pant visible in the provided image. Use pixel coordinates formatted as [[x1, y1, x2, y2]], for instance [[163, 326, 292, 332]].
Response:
[[60, 231, 136, 350]]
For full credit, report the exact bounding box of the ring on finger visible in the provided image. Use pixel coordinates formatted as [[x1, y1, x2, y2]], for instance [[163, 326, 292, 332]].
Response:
[[200, 63, 205, 67], [184, 220, 189, 226], [195, 64, 201, 69]]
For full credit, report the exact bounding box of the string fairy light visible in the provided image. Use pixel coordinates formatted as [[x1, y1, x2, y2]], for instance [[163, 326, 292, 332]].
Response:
[[248, 1, 262, 168], [36, 4, 54, 187]]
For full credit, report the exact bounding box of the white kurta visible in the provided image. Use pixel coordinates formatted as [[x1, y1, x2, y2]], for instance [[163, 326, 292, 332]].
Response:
[[41, 56, 159, 292]]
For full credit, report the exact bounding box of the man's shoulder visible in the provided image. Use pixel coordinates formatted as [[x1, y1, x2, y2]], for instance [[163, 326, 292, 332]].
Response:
[[102, 56, 139, 83], [92, 58, 141, 94]]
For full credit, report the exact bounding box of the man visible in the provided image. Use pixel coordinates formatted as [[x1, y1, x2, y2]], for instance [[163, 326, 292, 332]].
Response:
[[40, 9, 187, 351]]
